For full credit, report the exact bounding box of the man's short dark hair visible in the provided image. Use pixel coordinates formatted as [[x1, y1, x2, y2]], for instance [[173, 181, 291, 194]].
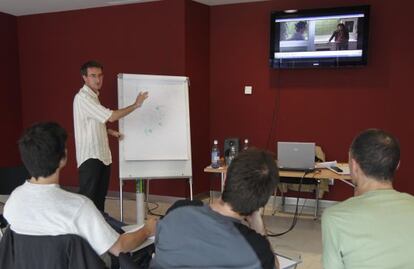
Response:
[[295, 21, 307, 31], [18, 122, 67, 179], [350, 129, 400, 181], [222, 148, 279, 216], [80, 60, 103, 77]]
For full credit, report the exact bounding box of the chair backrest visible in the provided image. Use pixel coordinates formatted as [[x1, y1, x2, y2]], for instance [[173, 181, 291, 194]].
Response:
[[0, 165, 30, 195], [0, 228, 106, 269]]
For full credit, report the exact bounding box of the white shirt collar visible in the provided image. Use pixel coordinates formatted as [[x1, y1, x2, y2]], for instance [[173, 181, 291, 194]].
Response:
[[82, 84, 100, 98]]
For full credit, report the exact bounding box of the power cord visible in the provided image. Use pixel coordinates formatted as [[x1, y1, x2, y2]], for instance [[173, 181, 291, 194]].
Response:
[[147, 201, 164, 217], [267, 169, 313, 237]]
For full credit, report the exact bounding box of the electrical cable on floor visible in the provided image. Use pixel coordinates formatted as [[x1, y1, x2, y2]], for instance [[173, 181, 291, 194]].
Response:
[[298, 173, 317, 216], [147, 201, 164, 217], [267, 170, 313, 237]]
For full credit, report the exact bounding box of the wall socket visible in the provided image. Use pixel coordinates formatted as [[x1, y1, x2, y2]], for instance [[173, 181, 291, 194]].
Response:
[[244, 86, 252, 95]]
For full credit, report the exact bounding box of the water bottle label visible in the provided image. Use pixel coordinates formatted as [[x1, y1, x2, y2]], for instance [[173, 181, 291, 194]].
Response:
[[211, 152, 219, 168]]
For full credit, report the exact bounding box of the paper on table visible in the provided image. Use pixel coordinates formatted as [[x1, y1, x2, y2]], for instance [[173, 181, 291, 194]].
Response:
[[315, 161, 337, 169], [122, 224, 155, 253], [316, 161, 350, 175], [275, 253, 301, 269], [336, 163, 350, 175]]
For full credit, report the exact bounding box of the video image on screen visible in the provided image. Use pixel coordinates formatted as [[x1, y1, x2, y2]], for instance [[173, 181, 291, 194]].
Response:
[[275, 14, 366, 60]]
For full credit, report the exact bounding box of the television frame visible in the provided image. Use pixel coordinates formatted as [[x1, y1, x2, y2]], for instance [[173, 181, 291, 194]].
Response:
[[269, 5, 370, 69]]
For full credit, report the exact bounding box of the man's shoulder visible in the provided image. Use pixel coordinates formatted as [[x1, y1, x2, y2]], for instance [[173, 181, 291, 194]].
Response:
[[75, 86, 98, 101], [8, 182, 27, 195], [322, 190, 414, 220], [322, 196, 360, 221], [59, 187, 89, 201], [393, 190, 414, 200], [49, 187, 94, 212], [165, 199, 203, 215], [74, 88, 89, 100]]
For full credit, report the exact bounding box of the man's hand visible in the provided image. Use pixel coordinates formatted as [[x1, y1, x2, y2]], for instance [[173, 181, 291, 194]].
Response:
[[109, 217, 157, 257], [144, 217, 157, 237], [107, 91, 148, 123], [107, 129, 124, 140], [135, 91, 149, 108]]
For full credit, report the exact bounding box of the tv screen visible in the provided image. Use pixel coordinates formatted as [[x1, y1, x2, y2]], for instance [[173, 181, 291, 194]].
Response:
[[270, 5, 370, 68]]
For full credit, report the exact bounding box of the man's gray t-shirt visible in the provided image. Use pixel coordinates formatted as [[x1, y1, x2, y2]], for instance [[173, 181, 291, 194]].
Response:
[[150, 201, 275, 269]]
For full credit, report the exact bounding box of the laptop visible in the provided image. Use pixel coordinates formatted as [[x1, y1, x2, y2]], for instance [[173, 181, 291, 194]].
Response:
[[277, 142, 315, 171]]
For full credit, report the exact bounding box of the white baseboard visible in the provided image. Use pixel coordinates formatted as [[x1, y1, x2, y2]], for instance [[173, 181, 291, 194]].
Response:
[[106, 190, 186, 205]]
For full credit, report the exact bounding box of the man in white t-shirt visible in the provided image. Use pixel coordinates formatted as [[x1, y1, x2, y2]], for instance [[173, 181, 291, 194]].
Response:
[[73, 60, 148, 211], [4, 122, 156, 257]]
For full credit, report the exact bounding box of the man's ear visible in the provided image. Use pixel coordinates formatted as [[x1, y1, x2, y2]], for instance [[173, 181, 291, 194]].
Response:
[[59, 149, 68, 168], [350, 157, 359, 175], [349, 153, 363, 179]]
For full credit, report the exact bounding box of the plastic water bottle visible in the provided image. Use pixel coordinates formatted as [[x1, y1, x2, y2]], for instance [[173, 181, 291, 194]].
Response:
[[228, 142, 236, 167], [243, 139, 249, 151], [211, 140, 220, 169]]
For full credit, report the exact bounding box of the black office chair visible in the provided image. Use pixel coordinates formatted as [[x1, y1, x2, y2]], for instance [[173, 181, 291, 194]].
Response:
[[0, 165, 30, 228], [0, 227, 106, 269]]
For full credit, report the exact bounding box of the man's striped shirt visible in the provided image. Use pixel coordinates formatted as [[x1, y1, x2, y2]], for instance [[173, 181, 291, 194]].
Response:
[[73, 85, 113, 167]]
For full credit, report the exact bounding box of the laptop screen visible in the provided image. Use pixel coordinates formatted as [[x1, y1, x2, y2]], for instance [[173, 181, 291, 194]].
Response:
[[277, 142, 315, 170]]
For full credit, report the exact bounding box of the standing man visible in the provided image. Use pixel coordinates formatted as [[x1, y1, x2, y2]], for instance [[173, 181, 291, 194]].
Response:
[[73, 60, 148, 211], [322, 129, 414, 269]]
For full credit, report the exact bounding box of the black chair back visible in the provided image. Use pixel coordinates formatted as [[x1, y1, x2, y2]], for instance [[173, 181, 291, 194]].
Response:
[[0, 228, 106, 269]]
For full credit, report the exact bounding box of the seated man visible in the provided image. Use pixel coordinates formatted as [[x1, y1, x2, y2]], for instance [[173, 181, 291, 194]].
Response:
[[3, 122, 156, 258], [150, 148, 279, 269], [322, 129, 414, 269]]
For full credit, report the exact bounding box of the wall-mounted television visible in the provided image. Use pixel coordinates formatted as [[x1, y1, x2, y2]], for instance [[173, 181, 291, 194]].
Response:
[[270, 5, 370, 69]]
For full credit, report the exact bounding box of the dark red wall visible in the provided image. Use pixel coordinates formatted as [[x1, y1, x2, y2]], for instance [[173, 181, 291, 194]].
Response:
[[133, 0, 211, 197], [0, 12, 22, 167], [17, 0, 211, 197], [184, 0, 210, 194], [210, 0, 414, 200], [16, 0, 209, 196]]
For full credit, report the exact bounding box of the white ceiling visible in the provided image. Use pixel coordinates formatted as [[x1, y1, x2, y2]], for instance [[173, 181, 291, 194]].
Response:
[[0, 0, 267, 16]]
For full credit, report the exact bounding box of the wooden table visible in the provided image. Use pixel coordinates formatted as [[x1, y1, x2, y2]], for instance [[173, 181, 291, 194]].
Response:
[[204, 163, 352, 191]]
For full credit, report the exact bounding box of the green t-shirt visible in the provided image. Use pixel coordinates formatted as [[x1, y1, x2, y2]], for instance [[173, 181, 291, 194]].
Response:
[[322, 189, 414, 269]]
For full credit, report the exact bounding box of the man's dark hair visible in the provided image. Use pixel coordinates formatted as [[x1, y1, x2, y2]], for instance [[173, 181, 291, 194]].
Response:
[[18, 122, 67, 179], [295, 21, 307, 31], [80, 60, 103, 76], [222, 148, 279, 216], [350, 129, 400, 181]]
